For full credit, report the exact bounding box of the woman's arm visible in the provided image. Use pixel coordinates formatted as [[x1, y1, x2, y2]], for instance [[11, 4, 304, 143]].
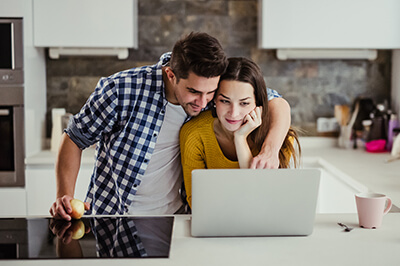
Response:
[[250, 97, 291, 169]]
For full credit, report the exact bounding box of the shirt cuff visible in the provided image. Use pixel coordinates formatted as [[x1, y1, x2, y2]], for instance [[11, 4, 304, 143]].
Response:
[[64, 118, 93, 150]]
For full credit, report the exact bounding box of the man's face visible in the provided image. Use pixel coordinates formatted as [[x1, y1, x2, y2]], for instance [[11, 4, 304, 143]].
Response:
[[169, 71, 220, 117]]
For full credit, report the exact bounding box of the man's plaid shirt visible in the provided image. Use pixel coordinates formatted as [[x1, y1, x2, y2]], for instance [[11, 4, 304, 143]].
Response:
[[65, 53, 282, 215]]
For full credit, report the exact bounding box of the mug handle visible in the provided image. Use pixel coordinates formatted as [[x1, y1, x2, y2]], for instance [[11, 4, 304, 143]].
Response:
[[383, 197, 392, 215]]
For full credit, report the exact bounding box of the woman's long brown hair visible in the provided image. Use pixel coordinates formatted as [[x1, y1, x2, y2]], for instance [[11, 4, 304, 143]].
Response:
[[212, 57, 301, 168]]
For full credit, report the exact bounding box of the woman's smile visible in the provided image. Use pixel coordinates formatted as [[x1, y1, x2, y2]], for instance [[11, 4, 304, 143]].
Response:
[[225, 118, 242, 124]]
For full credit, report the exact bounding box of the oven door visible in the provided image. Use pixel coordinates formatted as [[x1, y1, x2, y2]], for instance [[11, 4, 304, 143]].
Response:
[[0, 105, 24, 187]]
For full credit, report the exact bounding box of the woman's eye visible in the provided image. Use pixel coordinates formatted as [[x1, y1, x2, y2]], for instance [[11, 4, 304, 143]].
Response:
[[240, 102, 250, 106], [219, 99, 229, 104]]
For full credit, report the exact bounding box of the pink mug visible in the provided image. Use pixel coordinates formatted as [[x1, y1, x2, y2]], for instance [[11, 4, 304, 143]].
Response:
[[355, 192, 392, 229]]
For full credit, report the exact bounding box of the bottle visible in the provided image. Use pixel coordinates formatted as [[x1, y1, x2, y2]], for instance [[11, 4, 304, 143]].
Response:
[[391, 128, 400, 157], [387, 114, 399, 151]]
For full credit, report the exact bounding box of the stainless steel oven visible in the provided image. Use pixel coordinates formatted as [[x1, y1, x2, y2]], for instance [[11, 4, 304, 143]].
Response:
[[0, 218, 27, 259], [0, 92, 24, 187], [0, 17, 24, 187]]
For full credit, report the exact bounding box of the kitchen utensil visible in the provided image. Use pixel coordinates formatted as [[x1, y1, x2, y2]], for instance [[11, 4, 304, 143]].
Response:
[[50, 108, 66, 153], [337, 222, 354, 232], [336, 105, 352, 149], [341, 106, 350, 126], [334, 105, 350, 126]]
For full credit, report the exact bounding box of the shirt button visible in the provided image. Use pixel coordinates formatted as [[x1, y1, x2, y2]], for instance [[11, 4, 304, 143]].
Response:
[[161, 110, 165, 114], [153, 133, 157, 137], [144, 159, 149, 163], [133, 184, 138, 188]]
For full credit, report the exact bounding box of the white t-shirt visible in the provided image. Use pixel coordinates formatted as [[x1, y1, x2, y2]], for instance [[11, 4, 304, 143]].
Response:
[[128, 102, 187, 215]]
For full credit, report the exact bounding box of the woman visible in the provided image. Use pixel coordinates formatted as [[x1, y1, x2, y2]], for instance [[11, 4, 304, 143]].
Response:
[[180, 57, 300, 208]]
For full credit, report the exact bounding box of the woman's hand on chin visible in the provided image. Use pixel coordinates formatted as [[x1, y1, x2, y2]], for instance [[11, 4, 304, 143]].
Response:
[[234, 106, 262, 138]]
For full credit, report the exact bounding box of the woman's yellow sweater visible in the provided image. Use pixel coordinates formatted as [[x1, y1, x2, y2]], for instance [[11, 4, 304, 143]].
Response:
[[180, 110, 293, 208], [180, 110, 245, 208]]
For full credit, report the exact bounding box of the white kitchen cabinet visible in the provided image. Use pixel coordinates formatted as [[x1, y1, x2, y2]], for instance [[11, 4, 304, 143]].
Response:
[[0, 0, 24, 17], [259, 0, 400, 49], [26, 166, 92, 216], [0, 188, 27, 217], [33, 0, 137, 58]]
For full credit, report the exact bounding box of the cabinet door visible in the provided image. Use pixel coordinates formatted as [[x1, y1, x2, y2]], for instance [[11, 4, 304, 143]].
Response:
[[0, 188, 26, 217], [259, 0, 400, 49], [26, 167, 92, 216], [33, 0, 137, 48], [0, 0, 25, 17]]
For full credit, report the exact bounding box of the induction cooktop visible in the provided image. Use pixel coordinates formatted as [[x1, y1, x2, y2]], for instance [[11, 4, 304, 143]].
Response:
[[0, 216, 174, 260]]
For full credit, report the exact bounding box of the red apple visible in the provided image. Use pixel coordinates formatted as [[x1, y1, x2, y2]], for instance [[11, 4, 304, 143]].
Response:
[[70, 198, 85, 219]]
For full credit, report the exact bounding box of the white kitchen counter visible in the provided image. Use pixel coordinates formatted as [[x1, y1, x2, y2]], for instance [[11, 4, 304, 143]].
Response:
[[300, 137, 400, 207], [25, 137, 400, 207], [4, 213, 400, 266], [10, 137, 400, 265], [25, 147, 96, 167]]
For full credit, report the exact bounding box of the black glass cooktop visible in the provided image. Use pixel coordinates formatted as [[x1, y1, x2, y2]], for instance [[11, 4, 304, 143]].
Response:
[[0, 216, 174, 260]]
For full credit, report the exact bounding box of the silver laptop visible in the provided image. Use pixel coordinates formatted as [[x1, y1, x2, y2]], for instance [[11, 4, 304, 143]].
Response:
[[190, 169, 321, 237]]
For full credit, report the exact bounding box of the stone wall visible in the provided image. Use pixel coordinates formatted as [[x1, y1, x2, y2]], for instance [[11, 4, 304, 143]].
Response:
[[45, 0, 391, 136]]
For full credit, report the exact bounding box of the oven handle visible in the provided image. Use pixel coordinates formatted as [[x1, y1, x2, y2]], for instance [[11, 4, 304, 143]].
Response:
[[0, 109, 10, 116]]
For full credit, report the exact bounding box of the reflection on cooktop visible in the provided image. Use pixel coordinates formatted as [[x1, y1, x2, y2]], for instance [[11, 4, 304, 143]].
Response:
[[0, 216, 174, 260]]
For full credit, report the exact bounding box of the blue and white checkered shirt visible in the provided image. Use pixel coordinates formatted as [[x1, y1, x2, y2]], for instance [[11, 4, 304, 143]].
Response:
[[66, 53, 282, 215]]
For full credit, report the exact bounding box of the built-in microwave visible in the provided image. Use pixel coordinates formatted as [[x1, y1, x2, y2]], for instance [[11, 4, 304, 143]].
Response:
[[0, 18, 23, 85]]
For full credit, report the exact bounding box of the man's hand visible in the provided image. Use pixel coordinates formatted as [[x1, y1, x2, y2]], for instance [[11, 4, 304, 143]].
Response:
[[250, 147, 279, 169], [49, 218, 74, 244], [49, 195, 90, 221]]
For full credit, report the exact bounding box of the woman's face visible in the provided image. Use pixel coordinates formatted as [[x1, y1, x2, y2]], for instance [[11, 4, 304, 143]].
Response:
[[215, 80, 257, 132]]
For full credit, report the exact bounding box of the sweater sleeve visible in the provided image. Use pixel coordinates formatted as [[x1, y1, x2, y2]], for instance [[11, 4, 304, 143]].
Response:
[[179, 121, 207, 209]]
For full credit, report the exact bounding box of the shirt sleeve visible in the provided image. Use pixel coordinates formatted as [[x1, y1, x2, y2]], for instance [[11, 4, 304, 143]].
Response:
[[267, 87, 282, 101], [65, 77, 119, 149], [179, 123, 207, 209]]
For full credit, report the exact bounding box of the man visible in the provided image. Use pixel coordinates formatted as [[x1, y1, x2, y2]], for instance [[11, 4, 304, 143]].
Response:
[[50, 32, 291, 220]]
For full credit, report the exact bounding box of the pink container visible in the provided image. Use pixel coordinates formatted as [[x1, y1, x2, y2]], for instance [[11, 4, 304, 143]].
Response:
[[365, 139, 386, 153]]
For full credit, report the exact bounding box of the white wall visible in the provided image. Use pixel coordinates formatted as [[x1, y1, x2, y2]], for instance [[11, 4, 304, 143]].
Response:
[[392, 50, 400, 116], [0, 0, 47, 157], [23, 0, 48, 157]]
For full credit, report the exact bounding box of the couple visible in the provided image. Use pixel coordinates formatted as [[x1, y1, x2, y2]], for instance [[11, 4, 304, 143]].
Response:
[[180, 57, 300, 208], [50, 32, 299, 220]]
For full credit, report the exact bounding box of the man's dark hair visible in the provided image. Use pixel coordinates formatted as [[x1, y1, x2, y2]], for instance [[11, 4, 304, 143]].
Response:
[[170, 32, 228, 81]]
